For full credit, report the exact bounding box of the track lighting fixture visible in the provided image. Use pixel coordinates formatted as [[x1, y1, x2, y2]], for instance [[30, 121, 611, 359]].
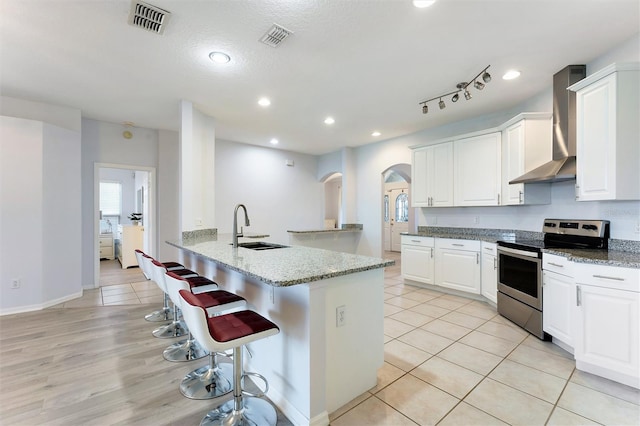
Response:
[[418, 65, 491, 115]]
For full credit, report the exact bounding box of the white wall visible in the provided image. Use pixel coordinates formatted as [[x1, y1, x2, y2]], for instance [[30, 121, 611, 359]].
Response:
[[158, 129, 180, 261], [81, 118, 173, 287], [1, 115, 82, 313], [214, 139, 324, 244]]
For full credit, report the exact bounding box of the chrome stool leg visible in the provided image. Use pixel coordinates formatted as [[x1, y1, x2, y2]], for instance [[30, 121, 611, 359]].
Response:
[[200, 346, 277, 426], [163, 331, 208, 362], [180, 352, 233, 400], [152, 303, 188, 338], [145, 292, 174, 322]]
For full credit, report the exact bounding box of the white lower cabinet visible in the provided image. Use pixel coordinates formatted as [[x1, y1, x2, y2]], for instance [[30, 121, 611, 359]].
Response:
[[574, 264, 640, 389], [401, 236, 435, 284], [435, 239, 481, 294], [542, 254, 575, 350], [480, 242, 497, 304], [117, 225, 145, 269]]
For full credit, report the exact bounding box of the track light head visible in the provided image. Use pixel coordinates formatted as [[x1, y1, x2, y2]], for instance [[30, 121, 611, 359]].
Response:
[[422, 104, 428, 114], [439, 99, 446, 110], [482, 71, 491, 83], [464, 90, 472, 100], [451, 93, 459, 102], [474, 80, 485, 90]]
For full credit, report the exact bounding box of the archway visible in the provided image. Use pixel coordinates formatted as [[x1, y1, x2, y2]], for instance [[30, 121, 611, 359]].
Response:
[[381, 164, 412, 253]]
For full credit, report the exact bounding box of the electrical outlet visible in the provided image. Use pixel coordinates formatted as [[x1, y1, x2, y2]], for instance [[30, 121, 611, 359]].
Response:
[[11, 278, 20, 289], [336, 305, 346, 327], [636, 222, 640, 234], [473, 216, 479, 224]]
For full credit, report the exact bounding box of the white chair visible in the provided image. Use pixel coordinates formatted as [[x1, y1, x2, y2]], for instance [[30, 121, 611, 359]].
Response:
[[148, 259, 197, 338], [179, 289, 279, 426], [162, 271, 245, 369]]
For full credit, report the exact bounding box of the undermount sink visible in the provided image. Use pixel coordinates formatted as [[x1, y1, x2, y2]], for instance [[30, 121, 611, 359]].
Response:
[[234, 241, 288, 250]]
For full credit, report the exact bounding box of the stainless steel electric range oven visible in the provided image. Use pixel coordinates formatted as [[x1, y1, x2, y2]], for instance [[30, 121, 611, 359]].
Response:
[[497, 219, 609, 340]]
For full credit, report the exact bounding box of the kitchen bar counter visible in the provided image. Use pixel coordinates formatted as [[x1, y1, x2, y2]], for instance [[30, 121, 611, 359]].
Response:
[[168, 233, 393, 426], [167, 234, 392, 286]]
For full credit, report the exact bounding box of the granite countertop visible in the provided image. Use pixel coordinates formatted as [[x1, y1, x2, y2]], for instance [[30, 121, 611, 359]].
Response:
[[287, 229, 362, 234], [402, 227, 640, 268], [167, 234, 394, 287], [543, 248, 640, 269]]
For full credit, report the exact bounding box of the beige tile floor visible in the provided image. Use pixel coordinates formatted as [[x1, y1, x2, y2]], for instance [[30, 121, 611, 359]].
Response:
[[54, 253, 640, 425]]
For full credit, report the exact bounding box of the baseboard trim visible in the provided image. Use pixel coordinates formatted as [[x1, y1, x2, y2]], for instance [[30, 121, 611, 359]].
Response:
[[0, 290, 83, 316]]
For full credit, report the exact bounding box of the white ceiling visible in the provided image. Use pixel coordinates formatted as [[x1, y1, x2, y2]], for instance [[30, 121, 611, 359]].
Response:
[[1, 0, 638, 155]]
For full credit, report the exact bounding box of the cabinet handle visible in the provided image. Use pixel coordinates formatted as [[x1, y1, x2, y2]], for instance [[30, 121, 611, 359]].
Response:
[[497, 194, 501, 205], [484, 247, 493, 252], [452, 243, 464, 247], [430, 248, 434, 258], [593, 274, 625, 282], [548, 262, 564, 268], [575, 185, 580, 200], [519, 191, 523, 203], [576, 285, 581, 306], [476, 253, 479, 264], [411, 240, 421, 243], [493, 257, 497, 270]]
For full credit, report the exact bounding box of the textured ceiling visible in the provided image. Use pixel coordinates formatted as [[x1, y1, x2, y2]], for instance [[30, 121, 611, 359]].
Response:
[[1, 0, 638, 155]]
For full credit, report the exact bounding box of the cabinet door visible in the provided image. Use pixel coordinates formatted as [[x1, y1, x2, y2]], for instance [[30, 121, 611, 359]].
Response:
[[401, 244, 434, 284], [436, 248, 480, 294], [503, 122, 525, 205], [411, 148, 429, 207], [454, 133, 501, 206], [576, 73, 616, 201], [428, 142, 454, 207], [543, 270, 574, 348], [481, 253, 497, 304], [575, 284, 639, 384]]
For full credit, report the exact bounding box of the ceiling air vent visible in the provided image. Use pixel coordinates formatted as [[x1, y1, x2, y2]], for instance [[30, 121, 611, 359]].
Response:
[[128, 1, 171, 35], [259, 24, 293, 48]]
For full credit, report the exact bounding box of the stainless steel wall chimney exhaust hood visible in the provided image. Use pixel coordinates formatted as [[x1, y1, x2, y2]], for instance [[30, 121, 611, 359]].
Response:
[[510, 65, 586, 184]]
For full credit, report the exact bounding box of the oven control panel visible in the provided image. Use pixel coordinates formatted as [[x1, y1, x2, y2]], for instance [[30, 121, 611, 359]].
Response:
[[542, 219, 610, 238]]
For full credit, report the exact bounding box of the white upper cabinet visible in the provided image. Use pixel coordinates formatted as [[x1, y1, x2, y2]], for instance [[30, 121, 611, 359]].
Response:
[[569, 63, 640, 201], [411, 142, 453, 207], [501, 113, 552, 205], [454, 132, 502, 206]]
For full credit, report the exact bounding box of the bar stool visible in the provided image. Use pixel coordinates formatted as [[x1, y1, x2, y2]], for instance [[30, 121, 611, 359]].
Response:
[[179, 289, 280, 426], [138, 251, 188, 322], [148, 259, 198, 338], [163, 271, 246, 366]]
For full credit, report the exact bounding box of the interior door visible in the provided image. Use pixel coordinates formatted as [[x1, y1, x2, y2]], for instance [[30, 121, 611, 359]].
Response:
[[390, 188, 409, 252], [383, 193, 391, 251]]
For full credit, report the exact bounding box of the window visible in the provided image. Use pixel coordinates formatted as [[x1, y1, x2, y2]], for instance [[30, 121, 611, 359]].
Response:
[[100, 181, 122, 216], [395, 193, 408, 222], [384, 195, 389, 223]]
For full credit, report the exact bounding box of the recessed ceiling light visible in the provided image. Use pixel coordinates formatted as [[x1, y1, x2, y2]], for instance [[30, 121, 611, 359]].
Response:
[[209, 51, 231, 64], [324, 117, 335, 125], [258, 97, 271, 107], [270, 138, 279, 145], [503, 70, 521, 80], [372, 131, 381, 137], [413, 0, 436, 8]]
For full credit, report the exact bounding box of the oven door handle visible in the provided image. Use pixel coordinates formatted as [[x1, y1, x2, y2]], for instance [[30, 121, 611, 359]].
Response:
[[497, 246, 540, 258]]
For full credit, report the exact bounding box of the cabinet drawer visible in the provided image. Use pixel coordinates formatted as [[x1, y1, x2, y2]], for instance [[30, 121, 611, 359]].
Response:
[[481, 241, 497, 256], [543, 253, 572, 276], [575, 263, 640, 292], [436, 238, 481, 251], [99, 238, 113, 247], [401, 235, 434, 247], [100, 247, 113, 257]]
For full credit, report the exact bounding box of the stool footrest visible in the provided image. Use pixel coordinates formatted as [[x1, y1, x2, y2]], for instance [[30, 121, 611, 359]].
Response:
[[241, 372, 269, 398]]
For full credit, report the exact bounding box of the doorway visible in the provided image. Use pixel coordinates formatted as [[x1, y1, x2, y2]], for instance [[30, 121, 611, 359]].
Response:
[[382, 165, 413, 253], [94, 163, 156, 288]]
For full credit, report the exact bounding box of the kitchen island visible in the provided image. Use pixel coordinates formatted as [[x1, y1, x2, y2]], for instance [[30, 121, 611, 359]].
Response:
[[167, 234, 394, 426]]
